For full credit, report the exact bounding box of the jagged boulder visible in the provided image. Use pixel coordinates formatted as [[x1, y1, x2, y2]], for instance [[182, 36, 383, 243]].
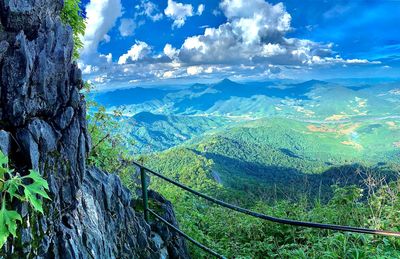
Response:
[[0, 0, 188, 258], [147, 191, 190, 259]]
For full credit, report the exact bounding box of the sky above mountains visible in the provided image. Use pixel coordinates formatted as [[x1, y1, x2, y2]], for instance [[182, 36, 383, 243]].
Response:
[[78, 0, 400, 90]]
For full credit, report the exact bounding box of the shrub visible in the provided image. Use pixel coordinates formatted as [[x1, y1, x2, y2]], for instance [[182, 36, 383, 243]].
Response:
[[0, 151, 50, 248]]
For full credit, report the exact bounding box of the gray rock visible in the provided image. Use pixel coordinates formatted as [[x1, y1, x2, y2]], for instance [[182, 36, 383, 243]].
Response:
[[16, 128, 40, 170], [0, 130, 10, 156], [0, 40, 8, 61], [147, 190, 191, 259], [55, 107, 75, 130]]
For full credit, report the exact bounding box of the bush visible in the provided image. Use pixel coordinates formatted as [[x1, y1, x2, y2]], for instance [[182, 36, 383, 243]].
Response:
[[0, 151, 50, 248], [61, 0, 86, 59]]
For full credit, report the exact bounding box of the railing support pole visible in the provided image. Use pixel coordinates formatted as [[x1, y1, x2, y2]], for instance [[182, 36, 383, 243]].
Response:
[[140, 166, 149, 222]]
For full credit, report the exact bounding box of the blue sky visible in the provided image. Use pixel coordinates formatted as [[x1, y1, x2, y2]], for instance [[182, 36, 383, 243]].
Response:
[[78, 0, 400, 90]]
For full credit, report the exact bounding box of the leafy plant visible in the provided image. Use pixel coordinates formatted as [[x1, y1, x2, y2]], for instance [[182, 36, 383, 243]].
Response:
[[0, 151, 50, 248], [85, 83, 136, 173], [141, 147, 400, 258], [61, 0, 86, 59]]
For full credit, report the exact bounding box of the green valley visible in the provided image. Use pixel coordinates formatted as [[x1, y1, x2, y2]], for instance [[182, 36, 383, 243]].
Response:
[[90, 78, 400, 258]]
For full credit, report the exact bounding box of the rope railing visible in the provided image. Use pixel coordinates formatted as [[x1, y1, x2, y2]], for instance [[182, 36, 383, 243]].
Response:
[[133, 161, 400, 258]]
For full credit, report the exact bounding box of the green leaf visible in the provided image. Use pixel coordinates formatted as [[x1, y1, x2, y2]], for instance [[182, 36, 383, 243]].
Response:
[[23, 187, 44, 213], [23, 170, 49, 189], [0, 202, 22, 248], [25, 182, 50, 200], [23, 170, 49, 190], [3, 177, 21, 201], [21, 170, 50, 213], [0, 151, 8, 179], [0, 151, 8, 167]]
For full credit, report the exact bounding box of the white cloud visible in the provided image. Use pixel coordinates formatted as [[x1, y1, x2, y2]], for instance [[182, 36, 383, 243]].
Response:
[[139, 0, 163, 21], [176, 0, 295, 64], [323, 4, 353, 19], [118, 41, 151, 64], [116, 1, 162, 40], [173, 0, 379, 70], [119, 19, 137, 37], [81, 0, 383, 88], [345, 58, 381, 64], [187, 66, 204, 75], [79, 0, 122, 75], [103, 34, 111, 43], [81, 64, 99, 75], [212, 9, 221, 16], [93, 75, 108, 83], [81, 0, 122, 57], [162, 70, 175, 79], [164, 0, 203, 28], [204, 67, 214, 73], [164, 44, 179, 59], [99, 53, 113, 63], [308, 55, 381, 66], [261, 43, 287, 57], [197, 4, 205, 15]]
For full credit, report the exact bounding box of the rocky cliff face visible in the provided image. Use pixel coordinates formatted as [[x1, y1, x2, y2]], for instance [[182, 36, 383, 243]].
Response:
[[0, 1, 188, 258]]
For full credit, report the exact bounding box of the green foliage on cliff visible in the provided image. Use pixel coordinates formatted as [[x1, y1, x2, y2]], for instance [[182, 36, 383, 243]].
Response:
[[143, 149, 400, 258], [61, 0, 86, 59], [85, 83, 136, 173], [0, 152, 50, 248]]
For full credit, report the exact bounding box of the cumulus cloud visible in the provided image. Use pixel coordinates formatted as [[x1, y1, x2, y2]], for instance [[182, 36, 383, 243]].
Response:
[[119, 19, 137, 37], [81, 0, 122, 57], [82, 65, 99, 75], [164, 0, 204, 28], [117, 1, 162, 38], [81, 0, 382, 88], [99, 53, 113, 63], [197, 4, 205, 15], [187, 66, 204, 75], [177, 0, 295, 64], [163, 44, 179, 59], [118, 41, 152, 64], [138, 0, 164, 21], [79, 0, 122, 75], [174, 0, 378, 70]]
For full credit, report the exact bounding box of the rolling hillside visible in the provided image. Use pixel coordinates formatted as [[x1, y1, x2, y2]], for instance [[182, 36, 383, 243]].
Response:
[[90, 78, 400, 258], [122, 112, 233, 153], [144, 116, 400, 201]]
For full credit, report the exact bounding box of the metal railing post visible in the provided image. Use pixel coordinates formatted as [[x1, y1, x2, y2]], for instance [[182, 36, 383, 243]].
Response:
[[140, 166, 149, 222]]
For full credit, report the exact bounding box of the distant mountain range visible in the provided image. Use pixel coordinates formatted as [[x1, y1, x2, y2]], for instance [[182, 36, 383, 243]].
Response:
[[90, 78, 400, 156], [92, 78, 400, 118]]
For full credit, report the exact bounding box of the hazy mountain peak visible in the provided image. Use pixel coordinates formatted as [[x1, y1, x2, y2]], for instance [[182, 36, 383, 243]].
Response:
[[218, 78, 237, 85], [303, 79, 328, 85]]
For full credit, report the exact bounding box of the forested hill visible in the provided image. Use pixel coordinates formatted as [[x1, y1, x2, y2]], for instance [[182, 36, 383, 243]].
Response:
[[144, 116, 399, 201], [136, 115, 400, 257], [90, 78, 400, 155], [89, 77, 400, 257]]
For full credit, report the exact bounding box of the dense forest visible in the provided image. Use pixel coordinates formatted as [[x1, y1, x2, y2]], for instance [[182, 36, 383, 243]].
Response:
[[86, 56, 400, 258], [88, 95, 400, 257]]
